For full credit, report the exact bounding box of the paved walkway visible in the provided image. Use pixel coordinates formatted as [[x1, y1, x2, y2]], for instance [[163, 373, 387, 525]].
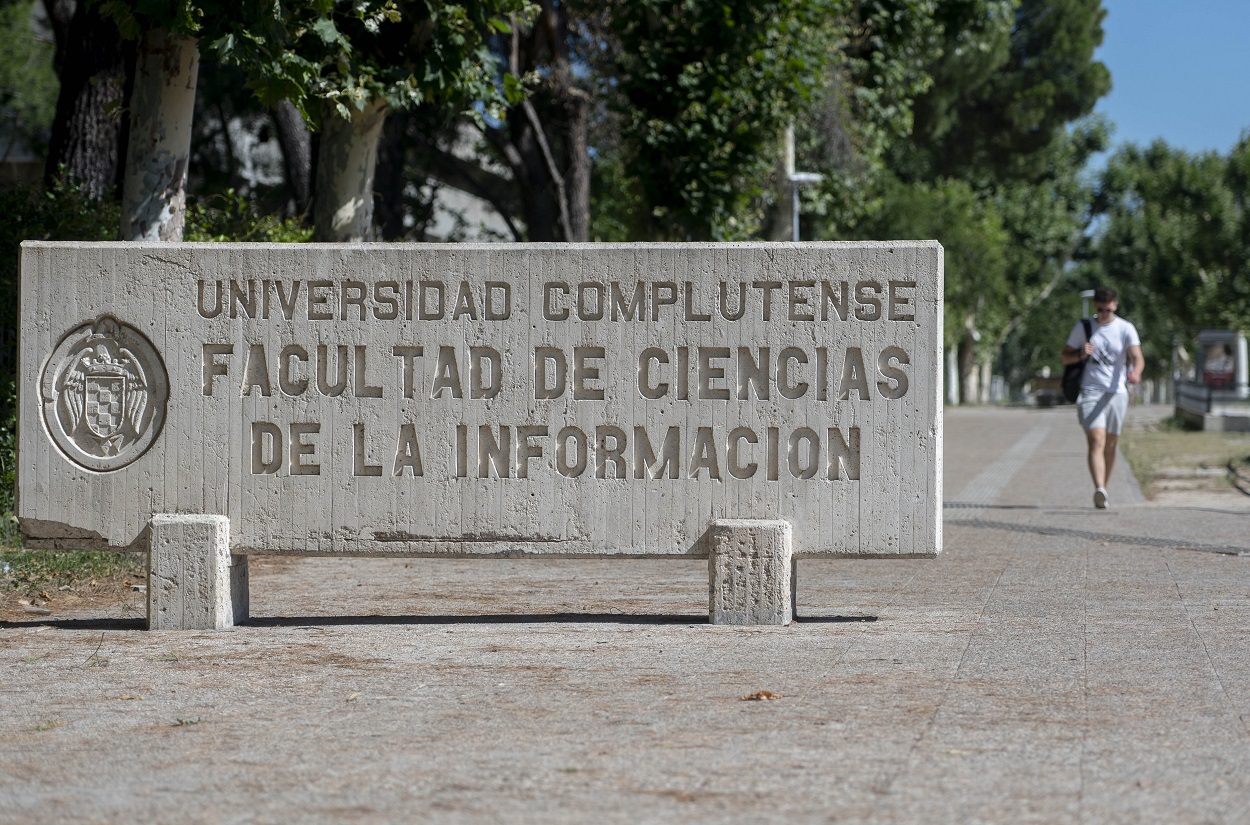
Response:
[[3, 405, 1249, 824]]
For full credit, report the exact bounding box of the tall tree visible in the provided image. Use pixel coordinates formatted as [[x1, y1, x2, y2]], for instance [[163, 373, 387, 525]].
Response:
[[119, 28, 199, 240], [400, 2, 946, 243], [271, 98, 313, 217], [602, 0, 843, 241], [858, 174, 1011, 403], [1, 1, 59, 157], [401, 1, 606, 242], [900, 0, 1110, 184], [478, 1, 596, 241], [38, 0, 127, 199], [211, 0, 532, 242], [1091, 136, 1250, 373], [859, 0, 1111, 397], [795, 0, 948, 240], [99, 2, 206, 240]]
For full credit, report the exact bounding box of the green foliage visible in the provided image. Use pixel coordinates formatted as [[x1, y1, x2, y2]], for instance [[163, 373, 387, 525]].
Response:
[[96, 0, 205, 39], [835, 1, 944, 166], [95, 1, 534, 128], [859, 175, 1011, 349], [604, 0, 845, 240], [184, 190, 313, 242], [987, 117, 1108, 384], [1091, 135, 1250, 372], [798, 0, 948, 238], [901, 0, 1111, 183], [205, 0, 535, 125], [0, 0, 59, 156], [588, 152, 642, 242], [851, 118, 1107, 395], [853, 0, 1111, 389], [0, 180, 120, 381]]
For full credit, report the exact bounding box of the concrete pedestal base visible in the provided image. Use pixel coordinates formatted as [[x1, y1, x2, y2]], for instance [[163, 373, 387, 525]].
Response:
[[708, 519, 793, 625], [147, 514, 248, 630]]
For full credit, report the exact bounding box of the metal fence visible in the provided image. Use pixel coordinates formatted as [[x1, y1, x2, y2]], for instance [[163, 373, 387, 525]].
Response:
[[1176, 380, 1213, 414]]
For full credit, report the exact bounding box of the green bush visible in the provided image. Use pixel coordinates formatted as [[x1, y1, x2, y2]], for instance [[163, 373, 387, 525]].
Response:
[[185, 190, 312, 242]]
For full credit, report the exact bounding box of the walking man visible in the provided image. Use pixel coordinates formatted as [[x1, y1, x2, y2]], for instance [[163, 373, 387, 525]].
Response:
[[1061, 286, 1144, 508]]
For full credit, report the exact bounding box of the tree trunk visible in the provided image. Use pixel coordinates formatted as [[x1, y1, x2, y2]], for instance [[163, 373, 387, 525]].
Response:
[[957, 328, 977, 405], [372, 109, 409, 240], [119, 30, 199, 241], [313, 98, 388, 242], [44, 2, 128, 200], [565, 91, 590, 242], [271, 99, 312, 217], [486, 3, 589, 242], [41, 0, 75, 75], [514, 122, 558, 241]]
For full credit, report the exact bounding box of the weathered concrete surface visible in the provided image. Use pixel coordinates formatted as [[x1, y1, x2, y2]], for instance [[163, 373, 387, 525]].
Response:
[[708, 518, 793, 625], [19, 242, 942, 559], [148, 514, 247, 630], [3, 405, 1250, 824]]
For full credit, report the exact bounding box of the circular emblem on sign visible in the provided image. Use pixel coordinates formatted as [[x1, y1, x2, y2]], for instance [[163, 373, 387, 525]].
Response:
[[40, 316, 169, 472]]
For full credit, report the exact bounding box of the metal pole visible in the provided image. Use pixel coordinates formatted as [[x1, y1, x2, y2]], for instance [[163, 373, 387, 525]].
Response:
[[788, 171, 822, 243], [792, 184, 800, 242]]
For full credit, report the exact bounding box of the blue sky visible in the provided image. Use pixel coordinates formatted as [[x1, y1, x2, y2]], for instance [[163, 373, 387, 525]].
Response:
[[1094, 0, 1250, 155]]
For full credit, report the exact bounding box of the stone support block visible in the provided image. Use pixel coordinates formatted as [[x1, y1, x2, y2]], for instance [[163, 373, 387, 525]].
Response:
[[147, 514, 247, 630], [708, 519, 793, 625]]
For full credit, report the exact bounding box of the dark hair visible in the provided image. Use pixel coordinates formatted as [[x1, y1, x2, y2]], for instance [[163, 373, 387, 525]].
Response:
[[1093, 286, 1117, 303]]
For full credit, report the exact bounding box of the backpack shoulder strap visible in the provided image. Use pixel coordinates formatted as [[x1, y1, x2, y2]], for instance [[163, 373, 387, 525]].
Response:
[[1082, 318, 1092, 341]]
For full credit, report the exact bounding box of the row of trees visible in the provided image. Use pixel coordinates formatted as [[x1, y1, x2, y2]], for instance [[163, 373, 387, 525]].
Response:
[[5, 0, 1247, 400], [1091, 136, 1250, 377], [38, 0, 538, 241]]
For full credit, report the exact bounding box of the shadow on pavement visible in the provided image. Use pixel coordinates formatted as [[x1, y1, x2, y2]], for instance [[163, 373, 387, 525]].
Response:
[[0, 617, 145, 631], [951, 518, 1249, 556], [1, 613, 877, 630], [244, 613, 878, 627]]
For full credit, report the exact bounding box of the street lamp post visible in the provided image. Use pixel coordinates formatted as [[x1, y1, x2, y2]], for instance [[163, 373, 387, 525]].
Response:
[[790, 172, 823, 241], [783, 126, 822, 241]]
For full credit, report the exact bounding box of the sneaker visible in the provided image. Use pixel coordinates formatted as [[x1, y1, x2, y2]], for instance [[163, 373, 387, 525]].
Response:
[[1094, 487, 1108, 509]]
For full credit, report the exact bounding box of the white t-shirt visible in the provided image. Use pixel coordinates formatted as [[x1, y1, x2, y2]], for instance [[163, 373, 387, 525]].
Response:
[[1067, 315, 1141, 394]]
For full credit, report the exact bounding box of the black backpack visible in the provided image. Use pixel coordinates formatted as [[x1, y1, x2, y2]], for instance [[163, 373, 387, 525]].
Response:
[[1061, 318, 1093, 403]]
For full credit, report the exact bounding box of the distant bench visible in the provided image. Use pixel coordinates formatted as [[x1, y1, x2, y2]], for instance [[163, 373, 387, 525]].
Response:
[[19, 241, 943, 628]]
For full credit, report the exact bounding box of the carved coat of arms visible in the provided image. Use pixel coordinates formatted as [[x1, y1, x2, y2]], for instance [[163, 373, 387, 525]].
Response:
[[41, 316, 168, 471]]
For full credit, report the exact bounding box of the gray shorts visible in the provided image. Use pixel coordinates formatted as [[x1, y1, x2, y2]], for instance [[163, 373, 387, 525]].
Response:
[[1077, 388, 1128, 434]]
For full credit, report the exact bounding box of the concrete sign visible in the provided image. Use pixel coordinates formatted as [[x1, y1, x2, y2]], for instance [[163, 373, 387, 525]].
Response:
[[20, 242, 942, 560]]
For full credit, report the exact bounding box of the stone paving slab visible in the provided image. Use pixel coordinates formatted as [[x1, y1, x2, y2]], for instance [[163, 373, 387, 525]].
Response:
[[2, 405, 1250, 824]]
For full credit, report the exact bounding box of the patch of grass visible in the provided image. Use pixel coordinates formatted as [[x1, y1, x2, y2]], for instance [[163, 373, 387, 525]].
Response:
[[1, 548, 144, 598], [1120, 420, 1250, 498], [1, 381, 16, 549], [1156, 414, 1202, 432]]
